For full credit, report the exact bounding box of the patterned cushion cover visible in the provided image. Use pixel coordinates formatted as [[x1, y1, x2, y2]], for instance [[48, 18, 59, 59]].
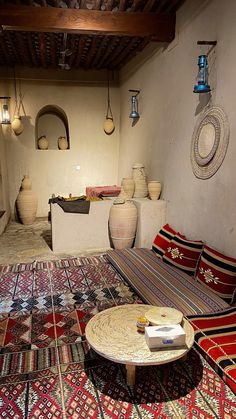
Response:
[[195, 245, 236, 304], [163, 233, 203, 276], [187, 307, 236, 394], [152, 223, 177, 258]]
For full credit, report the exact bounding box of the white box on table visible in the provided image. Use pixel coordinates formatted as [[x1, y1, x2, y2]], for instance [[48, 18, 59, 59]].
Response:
[[145, 324, 186, 349]]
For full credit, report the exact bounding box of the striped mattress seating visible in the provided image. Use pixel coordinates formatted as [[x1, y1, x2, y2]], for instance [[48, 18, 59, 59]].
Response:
[[107, 248, 229, 316], [187, 307, 236, 394]]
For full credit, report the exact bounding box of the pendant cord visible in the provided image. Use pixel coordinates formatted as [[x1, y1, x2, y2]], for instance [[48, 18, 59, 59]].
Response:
[[13, 66, 18, 116], [106, 70, 113, 119], [18, 76, 26, 117]]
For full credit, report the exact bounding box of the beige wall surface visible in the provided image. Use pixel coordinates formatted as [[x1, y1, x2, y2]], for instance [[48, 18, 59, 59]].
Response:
[[0, 81, 11, 234], [4, 79, 120, 217], [119, 0, 236, 257], [0, 130, 10, 234]]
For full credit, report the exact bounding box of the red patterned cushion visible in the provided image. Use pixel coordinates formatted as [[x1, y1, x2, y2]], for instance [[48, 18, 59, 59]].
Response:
[[196, 245, 236, 304], [187, 307, 236, 394], [152, 224, 177, 258], [163, 233, 203, 276]]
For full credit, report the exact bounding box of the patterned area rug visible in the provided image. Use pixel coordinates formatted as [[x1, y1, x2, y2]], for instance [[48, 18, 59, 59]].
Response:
[[0, 255, 235, 418]]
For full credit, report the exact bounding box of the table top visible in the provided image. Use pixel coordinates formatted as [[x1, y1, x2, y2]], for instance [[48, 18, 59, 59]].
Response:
[[85, 304, 194, 366]]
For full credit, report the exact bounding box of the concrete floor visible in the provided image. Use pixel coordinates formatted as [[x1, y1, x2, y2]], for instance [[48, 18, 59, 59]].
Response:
[[0, 218, 101, 265]]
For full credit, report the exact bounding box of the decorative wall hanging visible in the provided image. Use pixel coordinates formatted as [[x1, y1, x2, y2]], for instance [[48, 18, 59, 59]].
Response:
[[103, 71, 115, 135], [190, 106, 229, 179]]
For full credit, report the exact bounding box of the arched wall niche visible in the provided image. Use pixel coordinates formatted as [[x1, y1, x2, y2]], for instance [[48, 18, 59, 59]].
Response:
[[35, 105, 70, 150]]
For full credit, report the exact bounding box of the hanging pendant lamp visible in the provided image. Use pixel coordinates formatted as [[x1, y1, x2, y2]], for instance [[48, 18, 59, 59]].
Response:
[[103, 71, 115, 135]]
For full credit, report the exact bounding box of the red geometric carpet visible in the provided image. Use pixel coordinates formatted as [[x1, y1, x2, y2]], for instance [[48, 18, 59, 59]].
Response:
[[0, 255, 235, 418]]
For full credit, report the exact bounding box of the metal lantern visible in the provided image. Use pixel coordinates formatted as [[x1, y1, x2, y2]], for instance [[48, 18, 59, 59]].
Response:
[[129, 90, 140, 119], [193, 55, 211, 93], [0, 97, 11, 124]]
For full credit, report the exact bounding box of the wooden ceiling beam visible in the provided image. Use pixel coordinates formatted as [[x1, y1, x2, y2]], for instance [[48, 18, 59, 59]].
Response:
[[143, 0, 156, 12], [0, 6, 176, 42], [38, 32, 47, 68], [119, 0, 127, 11], [91, 36, 109, 67], [27, 32, 38, 67]]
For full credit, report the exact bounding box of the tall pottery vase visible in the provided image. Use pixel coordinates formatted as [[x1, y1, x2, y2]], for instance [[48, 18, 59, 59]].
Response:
[[148, 181, 162, 200], [132, 163, 148, 198], [121, 178, 135, 199], [16, 175, 38, 225], [109, 201, 138, 249]]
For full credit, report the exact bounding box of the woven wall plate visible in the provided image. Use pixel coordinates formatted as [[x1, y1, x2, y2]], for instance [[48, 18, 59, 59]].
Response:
[[190, 106, 230, 179]]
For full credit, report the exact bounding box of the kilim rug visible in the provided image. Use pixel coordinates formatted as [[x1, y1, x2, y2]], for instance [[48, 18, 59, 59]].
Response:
[[0, 255, 235, 418]]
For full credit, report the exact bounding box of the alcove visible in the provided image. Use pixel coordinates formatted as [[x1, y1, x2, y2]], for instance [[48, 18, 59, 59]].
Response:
[[35, 105, 70, 150]]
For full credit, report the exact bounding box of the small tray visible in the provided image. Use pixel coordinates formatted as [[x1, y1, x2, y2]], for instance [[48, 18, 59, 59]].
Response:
[[145, 307, 183, 325]]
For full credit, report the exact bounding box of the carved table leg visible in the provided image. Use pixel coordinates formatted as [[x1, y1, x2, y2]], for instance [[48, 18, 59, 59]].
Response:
[[126, 364, 136, 388]]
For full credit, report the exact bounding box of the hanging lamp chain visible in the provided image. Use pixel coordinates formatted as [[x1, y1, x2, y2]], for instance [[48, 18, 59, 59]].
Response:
[[106, 72, 113, 120]]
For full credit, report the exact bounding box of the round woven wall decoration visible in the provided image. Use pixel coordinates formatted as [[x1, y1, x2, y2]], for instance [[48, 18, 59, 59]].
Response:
[[190, 106, 229, 179]]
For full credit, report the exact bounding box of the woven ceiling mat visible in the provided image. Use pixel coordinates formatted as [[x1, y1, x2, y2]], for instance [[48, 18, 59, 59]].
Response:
[[190, 106, 230, 179]]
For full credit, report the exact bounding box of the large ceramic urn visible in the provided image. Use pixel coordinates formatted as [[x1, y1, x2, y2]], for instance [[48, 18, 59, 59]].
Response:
[[16, 175, 38, 225], [109, 200, 138, 249]]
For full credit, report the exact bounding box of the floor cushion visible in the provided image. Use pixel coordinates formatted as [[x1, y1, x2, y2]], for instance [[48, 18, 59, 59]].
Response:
[[195, 245, 236, 304], [107, 248, 229, 316], [187, 307, 236, 394]]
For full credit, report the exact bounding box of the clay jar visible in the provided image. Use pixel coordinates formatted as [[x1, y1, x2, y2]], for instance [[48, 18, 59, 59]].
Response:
[[16, 175, 38, 225], [58, 136, 68, 150], [121, 178, 135, 199], [38, 135, 48, 150], [148, 181, 162, 200], [12, 114, 24, 135], [104, 117, 115, 135], [132, 163, 148, 198], [109, 200, 138, 249]]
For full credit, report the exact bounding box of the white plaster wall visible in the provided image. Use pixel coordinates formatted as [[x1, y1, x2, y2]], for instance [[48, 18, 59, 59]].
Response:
[[0, 81, 11, 234], [5, 79, 120, 217], [0, 130, 11, 234], [119, 0, 236, 257]]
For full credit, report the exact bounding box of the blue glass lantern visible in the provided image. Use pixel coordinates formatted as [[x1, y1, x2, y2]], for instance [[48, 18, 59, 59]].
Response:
[[193, 55, 211, 93]]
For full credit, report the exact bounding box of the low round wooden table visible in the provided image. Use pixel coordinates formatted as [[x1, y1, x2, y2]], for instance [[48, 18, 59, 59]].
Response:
[[85, 304, 194, 387]]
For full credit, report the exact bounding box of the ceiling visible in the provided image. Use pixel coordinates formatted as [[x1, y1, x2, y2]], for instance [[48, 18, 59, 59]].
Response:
[[0, 0, 185, 71]]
